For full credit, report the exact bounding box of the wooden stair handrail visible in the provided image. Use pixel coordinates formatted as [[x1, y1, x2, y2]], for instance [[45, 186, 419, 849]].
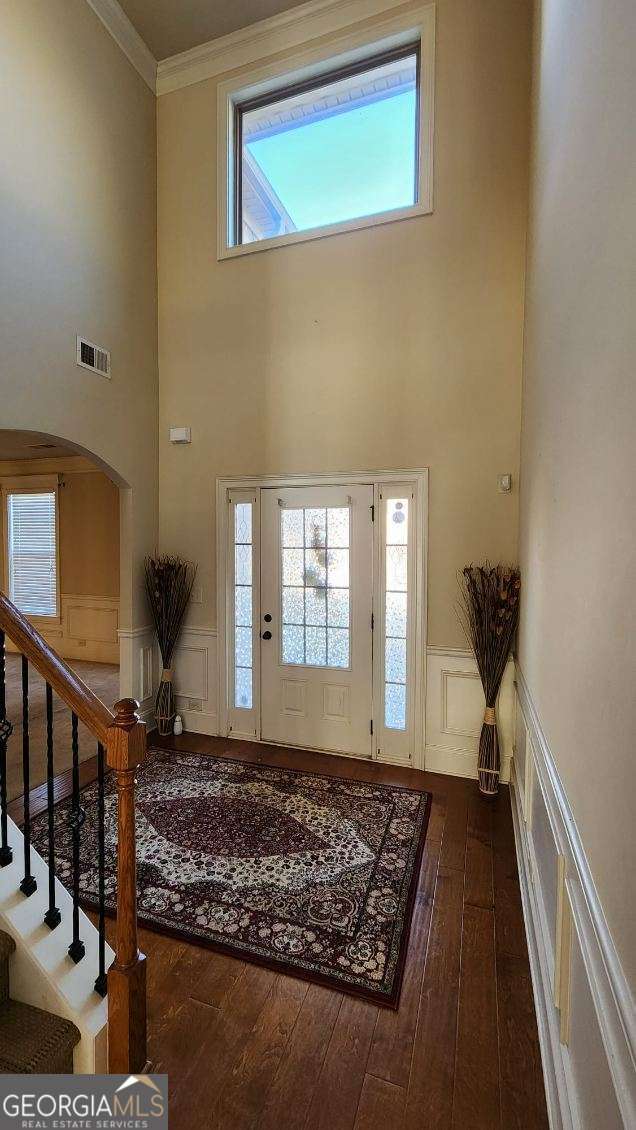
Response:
[[0, 592, 113, 744], [0, 589, 147, 1073]]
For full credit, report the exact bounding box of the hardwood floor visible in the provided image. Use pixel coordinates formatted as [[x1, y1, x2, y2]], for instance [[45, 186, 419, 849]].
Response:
[[11, 728, 548, 1127], [103, 733, 548, 1130]]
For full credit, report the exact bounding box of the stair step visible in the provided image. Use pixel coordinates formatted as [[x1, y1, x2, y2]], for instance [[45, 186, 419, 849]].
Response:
[[0, 998, 81, 1074]]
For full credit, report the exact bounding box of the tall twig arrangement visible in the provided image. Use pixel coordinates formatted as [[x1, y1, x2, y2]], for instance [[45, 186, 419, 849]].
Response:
[[457, 563, 521, 796], [145, 555, 197, 736]]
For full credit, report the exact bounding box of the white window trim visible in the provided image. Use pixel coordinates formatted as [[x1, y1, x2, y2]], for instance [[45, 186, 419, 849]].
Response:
[[216, 4, 435, 260], [216, 468, 428, 768], [0, 475, 61, 624]]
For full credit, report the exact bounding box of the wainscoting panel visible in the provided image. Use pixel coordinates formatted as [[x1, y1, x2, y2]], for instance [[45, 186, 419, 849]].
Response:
[[173, 627, 218, 736], [425, 647, 514, 780], [118, 625, 155, 725], [512, 667, 634, 1130], [6, 594, 120, 665]]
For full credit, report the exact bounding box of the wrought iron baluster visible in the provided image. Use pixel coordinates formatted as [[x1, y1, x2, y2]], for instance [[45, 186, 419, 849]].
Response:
[[44, 683, 61, 929], [20, 656, 37, 896], [67, 712, 85, 963], [0, 629, 13, 867], [94, 741, 107, 996]]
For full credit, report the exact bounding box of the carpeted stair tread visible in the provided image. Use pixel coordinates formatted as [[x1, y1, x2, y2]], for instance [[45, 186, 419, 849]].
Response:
[[0, 998, 81, 1074]]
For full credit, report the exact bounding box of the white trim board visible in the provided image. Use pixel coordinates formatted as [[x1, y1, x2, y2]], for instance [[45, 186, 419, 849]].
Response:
[[83, 0, 433, 98], [84, 0, 157, 90], [156, 0, 429, 95], [513, 666, 635, 1129]]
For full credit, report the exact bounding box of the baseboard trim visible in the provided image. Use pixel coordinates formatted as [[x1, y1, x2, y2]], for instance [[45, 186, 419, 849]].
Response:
[[514, 666, 635, 1129], [178, 710, 219, 736]]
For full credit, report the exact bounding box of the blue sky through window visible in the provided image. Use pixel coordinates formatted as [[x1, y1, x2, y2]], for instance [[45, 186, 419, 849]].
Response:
[[244, 89, 417, 233]]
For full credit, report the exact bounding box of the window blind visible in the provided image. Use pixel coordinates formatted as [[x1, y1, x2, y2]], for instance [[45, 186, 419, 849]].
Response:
[[7, 492, 57, 617]]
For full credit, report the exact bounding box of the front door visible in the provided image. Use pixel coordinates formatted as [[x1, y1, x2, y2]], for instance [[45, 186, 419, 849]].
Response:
[[260, 485, 374, 757]]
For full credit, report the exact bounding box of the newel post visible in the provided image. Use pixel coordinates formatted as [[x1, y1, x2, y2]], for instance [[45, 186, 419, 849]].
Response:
[[106, 699, 147, 1074]]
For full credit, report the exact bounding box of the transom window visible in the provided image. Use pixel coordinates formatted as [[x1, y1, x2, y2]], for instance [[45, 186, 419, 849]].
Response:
[[232, 43, 421, 250], [280, 505, 350, 669]]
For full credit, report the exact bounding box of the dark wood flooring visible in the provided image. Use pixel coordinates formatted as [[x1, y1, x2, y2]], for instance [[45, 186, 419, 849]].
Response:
[[13, 730, 549, 1129], [137, 735, 548, 1129]]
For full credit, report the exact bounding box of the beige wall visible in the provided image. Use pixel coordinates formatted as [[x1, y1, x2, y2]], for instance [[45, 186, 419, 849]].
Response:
[[0, 0, 158, 632], [518, 0, 636, 984], [0, 458, 119, 601], [157, 0, 532, 647], [59, 471, 120, 600]]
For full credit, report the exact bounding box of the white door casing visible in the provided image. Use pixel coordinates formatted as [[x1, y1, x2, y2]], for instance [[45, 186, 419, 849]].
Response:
[[260, 485, 374, 757], [217, 470, 428, 767]]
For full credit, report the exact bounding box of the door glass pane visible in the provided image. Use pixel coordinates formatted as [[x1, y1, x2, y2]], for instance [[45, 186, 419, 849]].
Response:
[[384, 497, 409, 729], [305, 626, 327, 666], [282, 586, 304, 624], [281, 508, 304, 546], [233, 501, 253, 709], [328, 627, 349, 668], [282, 623, 304, 665], [280, 504, 351, 668]]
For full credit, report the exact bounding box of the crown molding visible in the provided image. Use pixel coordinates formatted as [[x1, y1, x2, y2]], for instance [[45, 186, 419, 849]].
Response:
[[156, 0, 422, 96], [85, 0, 157, 91]]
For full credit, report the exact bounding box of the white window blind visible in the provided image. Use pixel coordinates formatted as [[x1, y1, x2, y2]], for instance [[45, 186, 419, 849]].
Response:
[[7, 492, 57, 617]]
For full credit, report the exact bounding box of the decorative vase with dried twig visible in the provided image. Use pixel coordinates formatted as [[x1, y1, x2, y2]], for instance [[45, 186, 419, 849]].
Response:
[[457, 563, 521, 797], [145, 555, 197, 736]]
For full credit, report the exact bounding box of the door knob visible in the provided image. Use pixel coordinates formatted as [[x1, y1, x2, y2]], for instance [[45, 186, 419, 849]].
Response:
[[261, 630, 272, 640]]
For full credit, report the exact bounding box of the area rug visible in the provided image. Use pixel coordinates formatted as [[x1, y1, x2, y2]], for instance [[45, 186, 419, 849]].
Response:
[[30, 748, 431, 1006]]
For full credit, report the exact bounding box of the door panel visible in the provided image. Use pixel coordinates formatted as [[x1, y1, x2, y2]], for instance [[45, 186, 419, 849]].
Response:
[[260, 485, 373, 756]]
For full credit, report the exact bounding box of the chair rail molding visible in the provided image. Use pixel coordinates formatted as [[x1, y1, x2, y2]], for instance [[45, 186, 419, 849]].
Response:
[[512, 665, 635, 1130]]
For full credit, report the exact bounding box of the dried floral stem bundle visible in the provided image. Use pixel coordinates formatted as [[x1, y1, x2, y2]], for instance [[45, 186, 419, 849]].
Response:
[[457, 563, 521, 796], [145, 555, 197, 735]]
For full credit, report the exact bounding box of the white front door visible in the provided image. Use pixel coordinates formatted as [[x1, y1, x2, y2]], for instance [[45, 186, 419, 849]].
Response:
[[260, 484, 374, 757]]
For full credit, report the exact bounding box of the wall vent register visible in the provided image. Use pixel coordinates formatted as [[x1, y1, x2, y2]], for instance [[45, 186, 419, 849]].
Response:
[[76, 336, 111, 378]]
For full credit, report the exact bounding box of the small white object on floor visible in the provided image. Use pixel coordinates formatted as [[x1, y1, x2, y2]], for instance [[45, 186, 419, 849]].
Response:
[[173, 715, 183, 736]]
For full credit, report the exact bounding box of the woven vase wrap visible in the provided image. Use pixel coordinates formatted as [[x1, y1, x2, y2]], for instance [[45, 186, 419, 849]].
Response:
[[478, 705, 499, 796], [156, 669, 175, 736]]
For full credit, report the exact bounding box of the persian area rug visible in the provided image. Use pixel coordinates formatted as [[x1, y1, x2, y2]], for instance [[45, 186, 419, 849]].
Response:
[[31, 749, 431, 1006]]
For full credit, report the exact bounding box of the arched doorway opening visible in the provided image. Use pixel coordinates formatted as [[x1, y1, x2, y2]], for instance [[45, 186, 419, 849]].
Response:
[[0, 429, 132, 799]]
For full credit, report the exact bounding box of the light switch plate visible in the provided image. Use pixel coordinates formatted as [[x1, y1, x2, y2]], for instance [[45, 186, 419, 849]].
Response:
[[497, 473, 512, 493]]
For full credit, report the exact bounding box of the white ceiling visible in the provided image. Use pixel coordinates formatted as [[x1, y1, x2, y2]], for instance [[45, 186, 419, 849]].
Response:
[[117, 0, 310, 61]]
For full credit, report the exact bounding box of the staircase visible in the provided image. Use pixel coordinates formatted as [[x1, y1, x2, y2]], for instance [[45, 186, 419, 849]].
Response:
[[0, 592, 148, 1073], [0, 929, 80, 1072]]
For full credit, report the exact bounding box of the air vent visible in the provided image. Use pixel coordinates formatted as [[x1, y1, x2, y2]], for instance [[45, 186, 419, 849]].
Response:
[[76, 335, 111, 378]]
